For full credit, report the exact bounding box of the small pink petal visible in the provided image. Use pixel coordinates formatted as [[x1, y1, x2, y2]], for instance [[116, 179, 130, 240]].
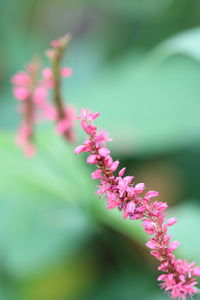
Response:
[[74, 145, 87, 154], [193, 267, 200, 276], [61, 67, 73, 77], [166, 217, 177, 226], [118, 167, 126, 177], [146, 241, 156, 249], [98, 147, 110, 157], [169, 241, 180, 252], [13, 87, 29, 100], [87, 154, 97, 164]]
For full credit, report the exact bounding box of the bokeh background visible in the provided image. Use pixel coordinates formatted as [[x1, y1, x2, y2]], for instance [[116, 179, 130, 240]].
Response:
[[1, 0, 200, 299]]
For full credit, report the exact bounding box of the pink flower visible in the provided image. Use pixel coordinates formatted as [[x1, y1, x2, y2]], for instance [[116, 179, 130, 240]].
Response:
[[144, 190, 159, 201], [118, 167, 126, 177], [13, 87, 29, 100], [56, 119, 70, 135], [42, 68, 52, 81], [98, 147, 110, 157], [167, 218, 177, 226], [61, 67, 73, 77], [74, 145, 87, 154], [169, 241, 180, 252], [106, 192, 119, 209], [87, 154, 97, 164], [123, 201, 135, 219], [11, 72, 30, 85], [91, 169, 102, 179]]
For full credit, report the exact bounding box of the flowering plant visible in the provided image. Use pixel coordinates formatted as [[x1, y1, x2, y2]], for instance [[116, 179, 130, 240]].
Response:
[[75, 109, 200, 299]]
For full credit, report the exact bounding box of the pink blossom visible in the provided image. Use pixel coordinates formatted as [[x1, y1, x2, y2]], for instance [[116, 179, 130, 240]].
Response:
[[13, 87, 29, 100], [98, 147, 110, 156], [11, 72, 30, 85], [74, 145, 87, 154], [110, 160, 119, 172], [167, 218, 177, 226], [42, 68, 52, 81], [56, 119, 70, 135], [75, 109, 200, 299], [146, 240, 156, 249], [87, 154, 97, 164], [91, 169, 102, 179], [169, 241, 180, 252], [118, 167, 126, 177], [61, 67, 73, 77]]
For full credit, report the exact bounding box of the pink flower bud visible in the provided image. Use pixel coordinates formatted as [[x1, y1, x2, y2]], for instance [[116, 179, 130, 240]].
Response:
[[144, 190, 159, 201], [11, 72, 30, 85], [74, 145, 87, 154], [91, 169, 102, 179], [146, 241, 156, 249], [87, 155, 97, 164], [13, 87, 29, 100], [61, 67, 73, 77], [150, 251, 162, 260], [166, 218, 177, 226], [110, 160, 119, 172], [57, 119, 70, 135], [98, 147, 110, 156], [118, 167, 126, 177], [142, 221, 155, 235], [193, 267, 200, 276], [169, 241, 180, 252], [134, 183, 145, 194], [42, 68, 52, 80]]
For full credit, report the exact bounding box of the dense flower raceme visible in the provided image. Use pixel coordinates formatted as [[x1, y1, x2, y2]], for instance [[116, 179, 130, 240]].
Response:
[[75, 109, 200, 299], [12, 34, 76, 156]]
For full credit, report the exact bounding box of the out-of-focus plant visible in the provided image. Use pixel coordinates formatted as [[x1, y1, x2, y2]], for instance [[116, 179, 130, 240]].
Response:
[[11, 34, 76, 157]]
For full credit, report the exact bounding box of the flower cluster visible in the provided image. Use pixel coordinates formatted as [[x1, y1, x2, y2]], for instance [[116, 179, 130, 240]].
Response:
[[75, 109, 200, 299], [12, 34, 76, 156]]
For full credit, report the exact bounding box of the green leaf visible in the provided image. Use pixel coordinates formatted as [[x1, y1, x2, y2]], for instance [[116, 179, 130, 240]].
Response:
[[149, 27, 200, 64], [0, 132, 96, 277]]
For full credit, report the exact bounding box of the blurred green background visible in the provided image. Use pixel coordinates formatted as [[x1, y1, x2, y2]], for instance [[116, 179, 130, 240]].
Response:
[[1, 0, 200, 299]]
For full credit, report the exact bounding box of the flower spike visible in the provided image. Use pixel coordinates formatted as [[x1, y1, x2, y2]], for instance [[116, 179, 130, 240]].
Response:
[[75, 109, 200, 299]]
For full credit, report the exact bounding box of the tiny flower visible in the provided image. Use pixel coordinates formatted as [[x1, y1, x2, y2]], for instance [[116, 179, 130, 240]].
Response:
[[56, 119, 70, 135], [91, 169, 102, 179], [61, 67, 73, 77], [87, 154, 97, 164], [134, 183, 145, 195], [193, 267, 200, 276], [98, 147, 110, 157], [74, 145, 87, 154], [13, 87, 29, 100], [118, 167, 126, 177], [146, 241, 156, 249], [167, 218, 177, 226], [169, 241, 180, 252], [142, 220, 155, 235], [144, 190, 159, 201], [110, 160, 119, 172]]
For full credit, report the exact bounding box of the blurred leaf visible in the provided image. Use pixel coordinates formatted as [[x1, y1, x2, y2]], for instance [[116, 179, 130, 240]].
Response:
[[0, 131, 96, 278], [149, 27, 200, 64]]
